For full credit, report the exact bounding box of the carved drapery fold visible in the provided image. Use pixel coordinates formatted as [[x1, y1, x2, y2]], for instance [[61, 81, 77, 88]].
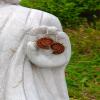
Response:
[[0, 0, 19, 4]]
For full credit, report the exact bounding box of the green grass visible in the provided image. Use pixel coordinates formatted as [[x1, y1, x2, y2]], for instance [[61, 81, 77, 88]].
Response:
[[65, 27, 100, 100]]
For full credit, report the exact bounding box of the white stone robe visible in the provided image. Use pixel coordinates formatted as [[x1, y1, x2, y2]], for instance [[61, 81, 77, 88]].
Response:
[[0, 0, 71, 100]]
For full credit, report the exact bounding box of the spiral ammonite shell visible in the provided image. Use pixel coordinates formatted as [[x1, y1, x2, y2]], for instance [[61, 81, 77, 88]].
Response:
[[36, 37, 54, 49], [51, 43, 65, 54]]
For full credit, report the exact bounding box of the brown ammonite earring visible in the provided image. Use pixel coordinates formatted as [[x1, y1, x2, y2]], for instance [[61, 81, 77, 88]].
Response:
[[36, 37, 54, 49], [51, 42, 65, 54]]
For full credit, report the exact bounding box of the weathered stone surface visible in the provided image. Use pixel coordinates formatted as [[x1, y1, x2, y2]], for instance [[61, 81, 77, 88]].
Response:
[[0, 1, 71, 100]]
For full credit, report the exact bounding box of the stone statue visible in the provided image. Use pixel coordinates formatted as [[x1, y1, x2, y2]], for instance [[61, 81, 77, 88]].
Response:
[[0, 0, 71, 100]]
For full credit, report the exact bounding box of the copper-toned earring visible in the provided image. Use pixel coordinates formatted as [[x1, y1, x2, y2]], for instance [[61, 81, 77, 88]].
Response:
[[36, 37, 54, 49], [51, 43, 65, 54]]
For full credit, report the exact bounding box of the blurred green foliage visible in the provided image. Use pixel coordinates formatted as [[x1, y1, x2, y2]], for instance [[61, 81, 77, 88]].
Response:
[[65, 27, 100, 100], [20, 0, 100, 28]]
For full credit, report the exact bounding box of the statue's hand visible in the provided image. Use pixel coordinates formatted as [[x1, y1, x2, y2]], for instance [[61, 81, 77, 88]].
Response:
[[26, 26, 71, 68]]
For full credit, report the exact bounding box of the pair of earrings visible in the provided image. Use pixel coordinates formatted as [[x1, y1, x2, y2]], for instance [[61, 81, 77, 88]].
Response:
[[36, 37, 65, 55]]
